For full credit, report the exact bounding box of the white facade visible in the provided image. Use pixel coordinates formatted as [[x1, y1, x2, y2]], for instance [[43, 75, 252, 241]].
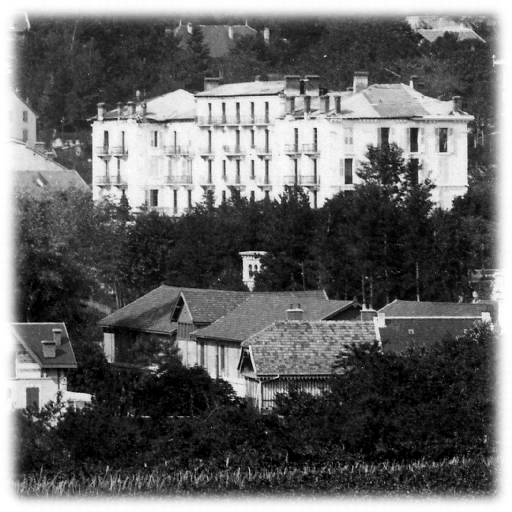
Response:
[[9, 89, 37, 148], [92, 75, 473, 213]]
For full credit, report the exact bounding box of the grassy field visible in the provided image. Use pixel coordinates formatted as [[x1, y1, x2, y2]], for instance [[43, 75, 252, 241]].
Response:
[[13, 456, 496, 497]]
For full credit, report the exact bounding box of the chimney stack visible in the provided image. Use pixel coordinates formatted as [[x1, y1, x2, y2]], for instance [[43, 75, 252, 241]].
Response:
[[286, 304, 304, 321], [360, 305, 377, 323], [305, 75, 320, 97], [34, 141, 46, 153], [141, 102, 147, 120], [353, 71, 369, 94], [409, 75, 418, 89], [320, 95, 330, 114], [376, 312, 386, 328], [304, 95, 311, 114], [204, 77, 221, 91], [263, 27, 270, 44], [42, 339, 56, 359], [127, 101, 136, 116], [53, 328, 62, 347], [452, 96, 462, 113], [334, 96, 341, 114], [97, 102, 106, 121], [285, 75, 301, 97], [285, 96, 295, 115]]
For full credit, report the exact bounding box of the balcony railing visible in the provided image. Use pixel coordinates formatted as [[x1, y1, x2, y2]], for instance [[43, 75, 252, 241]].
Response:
[[283, 175, 299, 186], [197, 115, 271, 126], [254, 115, 270, 125], [302, 144, 319, 154], [94, 175, 111, 186], [110, 174, 128, 187], [283, 175, 320, 186], [166, 174, 193, 185], [110, 146, 128, 157], [284, 144, 302, 155], [223, 145, 245, 156], [256, 177, 272, 188], [164, 145, 190, 156], [199, 147, 215, 157], [95, 146, 110, 157], [255, 146, 272, 156]]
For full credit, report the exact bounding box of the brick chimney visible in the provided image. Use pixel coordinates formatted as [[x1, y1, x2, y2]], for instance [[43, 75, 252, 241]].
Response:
[[204, 77, 221, 91], [285, 75, 301, 97], [452, 96, 462, 113], [360, 305, 377, 322], [127, 101, 136, 116], [334, 96, 341, 114], [319, 95, 330, 114], [409, 75, 418, 89], [52, 328, 62, 347], [286, 304, 304, 321], [97, 102, 106, 121], [42, 338, 56, 359], [305, 75, 320, 97], [376, 312, 386, 328], [353, 71, 369, 94]]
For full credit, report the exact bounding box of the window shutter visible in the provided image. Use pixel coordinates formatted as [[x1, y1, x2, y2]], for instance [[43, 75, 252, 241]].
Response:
[[377, 128, 382, 147], [434, 128, 439, 152], [144, 189, 149, 205], [420, 128, 425, 153], [449, 127, 455, 154], [389, 127, 395, 144]]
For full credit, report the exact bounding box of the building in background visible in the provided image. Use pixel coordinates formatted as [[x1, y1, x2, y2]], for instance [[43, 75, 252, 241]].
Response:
[[91, 72, 473, 213]]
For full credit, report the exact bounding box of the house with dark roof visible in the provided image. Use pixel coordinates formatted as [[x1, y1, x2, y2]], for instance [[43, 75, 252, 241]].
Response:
[[374, 300, 496, 353], [238, 319, 378, 410], [191, 296, 360, 395], [8, 323, 90, 410]]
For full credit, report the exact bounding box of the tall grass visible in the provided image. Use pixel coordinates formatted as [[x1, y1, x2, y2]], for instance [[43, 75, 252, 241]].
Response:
[[13, 456, 496, 497]]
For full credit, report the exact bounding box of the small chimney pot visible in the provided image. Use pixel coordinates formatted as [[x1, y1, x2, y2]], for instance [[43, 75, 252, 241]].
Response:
[[353, 71, 369, 94], [320, 95, 329, 113], [127, 101, 136, 116], [361, 307, 377, 323], [286, 304, 304, 321], [97, 102, 106, 121], [410, 75, 419, 89], [53, 328, 62, 347], [452, 95, 462, 113]]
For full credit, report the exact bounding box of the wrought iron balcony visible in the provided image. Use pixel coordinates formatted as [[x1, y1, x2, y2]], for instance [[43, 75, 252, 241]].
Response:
[[166, 174, 193, 186], [284, 144, 302, 156], [223, 145, 245, 157], [110, 146, 128, 157], [110, 174, 128, 188], [164, 145, 189, 157], [94, 175, 111, 186], [302, 144, 319, 155], [95, 146, 110, 158]]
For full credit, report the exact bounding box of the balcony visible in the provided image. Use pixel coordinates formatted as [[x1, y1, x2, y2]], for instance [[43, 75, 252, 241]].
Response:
[[223, 145, 245, 158], [199, 147, 215, 159], [255, 146, 272, 159], [148, 206, 173, 216], [164, 145, 189, 157], [256, 177, 272, 190], [299, 175, 321, 189], [284, 144, 302, 157], [225, 176, 246, 191], [283, 175, 299, 186], [94, 175, 111, 187], [254, 115, 271, 126], [110, 174, 128, 189], [110, 146, 128, 157], [166, 174, 193, 188], [95, 146, 111, 159], [302, 144, 319, 157]]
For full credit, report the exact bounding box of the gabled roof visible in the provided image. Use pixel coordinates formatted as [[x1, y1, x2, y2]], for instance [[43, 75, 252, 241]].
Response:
[[11, 323, 77, 369], [174, 24, 258, 58], [333, 83, 472, 120], [379, 299, 496, 318], [196, 80, 285, 98], [241, 321, 377, 376], [98, 89, 196, 122], [193, 293, 356, 342], [380, 318, 483, 353], [14, 169, 89, 197], [172, 289, 250, 325]]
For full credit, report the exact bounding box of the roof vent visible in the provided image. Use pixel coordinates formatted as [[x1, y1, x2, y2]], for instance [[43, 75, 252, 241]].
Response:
[[353, 71, 369, 94], [286, 304, 303, 321]]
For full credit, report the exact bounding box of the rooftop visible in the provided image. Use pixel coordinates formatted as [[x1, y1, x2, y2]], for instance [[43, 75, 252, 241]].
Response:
[[379, 299, 496, 318], [196, 80, 285, 98], [241, 321, 377, 376]]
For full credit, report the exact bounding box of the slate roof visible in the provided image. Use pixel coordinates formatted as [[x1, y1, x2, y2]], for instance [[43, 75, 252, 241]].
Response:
[[379, 299, 496, 318], [241, 321, 377, 376], [11, 323, 77, 369], [196, 80, 286, 98], [14, 169, 89, 197], [334, 83, 470, 119], [380, 318, 482, 353], [174, 24, 258, 58], [193, 294, 356, 342], [100, 89, 196, 122]]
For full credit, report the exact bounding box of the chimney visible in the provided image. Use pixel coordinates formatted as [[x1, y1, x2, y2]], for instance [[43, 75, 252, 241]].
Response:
[[42, 339, 56, 359], [334, 96, 341, 114], [97, 102, 106, 121], [319, 95, 330, 113], [452, 96, 462, 113], [141, 102, 147, 120], [285, 96, 295, 115], [53, 328, 62, 347], [117, 102, 123, 119], [286, 304, 304, 321], [305, 75, 320, 97], [376, 312, 386, 328], [263, 27, 270, 44], [187, 22, 193, 34], [360, 305, 377, 322], [127, 101, 136, 116], [228, 26, 234, 40], [285, 75, 301, 97], [353, 71, 369, 94], [34, 141, 46, 153], [304, 95, 311, 114], [409, 75, 418, 89], [204, 77, 221, 91]]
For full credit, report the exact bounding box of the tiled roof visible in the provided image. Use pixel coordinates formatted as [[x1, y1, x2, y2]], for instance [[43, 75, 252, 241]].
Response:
[[196, 80, 285, 98], [11, 323, 77, 369], [101, 89, 196, 122], [179, 289, 251, 324], [174, 24, 258, 58], [335, 83, 470, 119], [242, 321, 377, 376], [417, 28, 485, 43], [379, 299, 496, 318], [14, 170, 89, 197], [380, 317, 482, 353], [193, 293, 356, 342]]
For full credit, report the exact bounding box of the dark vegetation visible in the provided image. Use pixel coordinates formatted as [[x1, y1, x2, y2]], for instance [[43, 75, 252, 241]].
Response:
[[13, 323, 496, 494]]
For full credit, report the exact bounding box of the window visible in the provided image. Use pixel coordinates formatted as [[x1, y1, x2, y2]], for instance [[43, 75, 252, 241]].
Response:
[[251, 160, 255, 180], [265, 102, 269, 122], [22, 110, 28, 122], [438, 128, 448, 153], [344, 127, 354, 145], [121, 131, 126, 150], [265, 190, 270, 200], [220, 345, 226, 372], [344, 158, 353, 185], [208, 160, 213, 183], [313, 190, 318, 209], [236, 102, 240, 123], [173, 189, 178, 214], [103, 131, 109, 148], [379, 127, 390, 147], [149, 189, 158, 207], [265, 160, 270, 184], [222, 160, 227, 181], [26, 387, 39, 412], [151, 131, 159, 147], [265, 129, 270, 152], [22, 129, 28, 143], [294, 159, 298, 183], [313, 159, 318, 182], [410, 158, 419, 185], [199, 342, 205, 368], [294, 128, 299, 149], [313, 128, 318, 150], [250, 129, 255, 147], [222, 190, 226, 203], [409, 127, 419, 153], [236, 160, 241, 183], [208, 130, 212, 152], [222, 102, 226, 123], [250, 190, 255, 202], [188, 190, 192, 209], [250, 102, 255, 121]]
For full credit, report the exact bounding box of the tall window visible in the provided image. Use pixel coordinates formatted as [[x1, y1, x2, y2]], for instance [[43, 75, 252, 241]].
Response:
[[344, 126, 354, 145], [313, 159, 318, 183], [438, 128, 448, 153], [250, 190, 255, 202], [121, 131, 126, 151], [379, 127, 390, 147], [265, 129, 270, 152], [265, 160, 270, 184], [149, 189, 159, 207], [222, 160, 227, 181], [235, 129, 241, 150], [199, 342, 205, 368], [208, 130, 212, 152], [251, 160, 255, 180], [220, 345, 226, 373], [208, 103, 212, 122], [22, 129, 28, 143], [313, 190, 318, 209], [208, 160, 213, 183], [250, 128, 255, 147], [188, 190, 192, 209], [344, 158, 353, 185], [236, 102, 240, 123], [22, 110, 28, 122], [222, 190, 226, 203], [236, 160, 241, 183], [409, 127, 419, 153], [222, 102, 226, 123], [410, 158, 420, 185], [294, 128, 299, 150], [313, 128, 318, 150], [251, 102, 255, 122], [173, 189, 178, 214], [103, 131, 109, 148], [151, 130, 158, 147], [265, 102, 269, 122]]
